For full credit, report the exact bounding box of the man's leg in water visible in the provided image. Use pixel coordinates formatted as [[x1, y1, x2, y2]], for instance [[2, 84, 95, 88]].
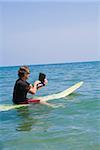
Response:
[[39, 100, 56, 108], [27, 99, 62, 108]]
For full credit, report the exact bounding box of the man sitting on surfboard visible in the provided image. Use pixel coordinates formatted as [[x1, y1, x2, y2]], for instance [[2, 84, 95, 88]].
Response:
[[13, 66, 54, 107]]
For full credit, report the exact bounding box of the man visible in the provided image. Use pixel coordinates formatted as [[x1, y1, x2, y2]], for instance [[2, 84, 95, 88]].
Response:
[[13, 66, 55, 107]]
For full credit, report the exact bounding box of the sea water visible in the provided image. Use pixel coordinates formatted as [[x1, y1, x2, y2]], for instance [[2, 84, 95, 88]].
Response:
[[0, 61, 100, 150]]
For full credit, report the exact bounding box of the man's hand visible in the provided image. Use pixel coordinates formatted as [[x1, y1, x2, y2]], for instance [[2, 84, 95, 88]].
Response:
[[44, 79, 48, 85], [34, 80, 41, 86]]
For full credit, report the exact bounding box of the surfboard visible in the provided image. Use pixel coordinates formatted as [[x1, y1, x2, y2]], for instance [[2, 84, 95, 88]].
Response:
[[37, 81, 83, 101], [0, 81, 83, 111], [0, 104, 28, 111]]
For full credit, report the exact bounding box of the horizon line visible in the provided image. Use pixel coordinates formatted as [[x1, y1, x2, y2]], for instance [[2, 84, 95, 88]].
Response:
[[0, 60, 100, 68]]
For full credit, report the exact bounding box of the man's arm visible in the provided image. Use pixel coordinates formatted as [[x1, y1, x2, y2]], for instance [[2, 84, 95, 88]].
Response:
[[28, 78, 48, 95], [28, 80, 41, 94]]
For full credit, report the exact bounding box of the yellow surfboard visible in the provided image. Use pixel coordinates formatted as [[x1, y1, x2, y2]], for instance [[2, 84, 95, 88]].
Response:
[[38, 81, 83, 101], [0, 104, 28, 111], [0, 81, 83, 111]]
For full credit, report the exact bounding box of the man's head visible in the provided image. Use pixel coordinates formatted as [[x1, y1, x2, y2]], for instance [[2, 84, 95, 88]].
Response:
[[18, 66, 30, 79]]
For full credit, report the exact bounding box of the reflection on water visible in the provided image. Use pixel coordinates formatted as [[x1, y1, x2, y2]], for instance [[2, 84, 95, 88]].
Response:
[[15, 105, 52, 132], [16, 107, 37, 132]]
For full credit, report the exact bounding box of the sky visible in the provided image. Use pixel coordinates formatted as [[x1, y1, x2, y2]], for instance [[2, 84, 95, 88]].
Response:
[[0, 0, 100, 66]]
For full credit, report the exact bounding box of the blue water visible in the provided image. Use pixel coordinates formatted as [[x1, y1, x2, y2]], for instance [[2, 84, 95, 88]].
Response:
[[0, 61, 100, 150]]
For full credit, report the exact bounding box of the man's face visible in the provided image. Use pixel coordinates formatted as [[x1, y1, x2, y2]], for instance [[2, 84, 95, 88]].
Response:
[[24, 71, 30, 80]]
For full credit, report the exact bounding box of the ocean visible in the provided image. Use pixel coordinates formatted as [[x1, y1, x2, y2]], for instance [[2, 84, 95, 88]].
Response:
[[0, 61, 100, 150]]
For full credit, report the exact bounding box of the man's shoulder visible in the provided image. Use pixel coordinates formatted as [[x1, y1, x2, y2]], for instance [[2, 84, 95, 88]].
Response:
[[16, 79, 24, 85], [16, 79, 30, 86]]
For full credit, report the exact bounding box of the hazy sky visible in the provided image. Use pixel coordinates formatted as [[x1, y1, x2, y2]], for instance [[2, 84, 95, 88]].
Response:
[[0, 0, 100, 66]]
